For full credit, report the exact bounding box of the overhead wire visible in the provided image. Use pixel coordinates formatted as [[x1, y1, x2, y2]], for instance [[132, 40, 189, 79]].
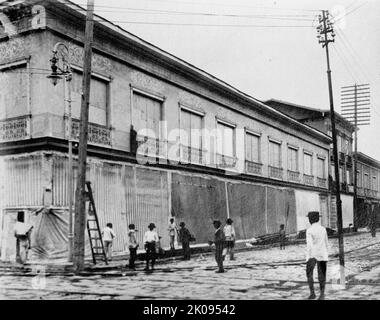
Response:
[[335, 28, 372, 83], [345, 0, 362, 12], [334, 31, 380, 120], [70, 6, 317, 21], [333, 35, 365, 83], [332, 1, 368, 24], [332, 45, 357, 84], [98, 21, 314, 27], [73, 0, 321, 13], [329, 4, 380, 121], [0, 9, 315, 28], [2, 1, 377, 119]]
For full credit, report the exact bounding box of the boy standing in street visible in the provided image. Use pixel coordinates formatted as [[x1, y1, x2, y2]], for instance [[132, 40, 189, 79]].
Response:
[[102, 223, 116, 261], [168, 218, 177, 254], [209, 220, 226, 273], [223, 218, 235, 260], [306, 211, 329, 300], [127, 224, 138, 270]]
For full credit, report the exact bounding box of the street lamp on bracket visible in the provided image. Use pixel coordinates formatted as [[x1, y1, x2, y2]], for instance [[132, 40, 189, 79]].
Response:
[[47, 42, 72, 85]]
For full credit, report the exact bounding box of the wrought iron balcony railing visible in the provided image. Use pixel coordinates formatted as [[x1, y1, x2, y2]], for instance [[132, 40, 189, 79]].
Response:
[[136, 135, 167, 158], [72, 119, 111, 146], [180, 144, 203, 165], [357, 187, 365, 197], [268, 166, 283, 180], [364, 188, 378, 199], [317, 177, 327, 188], [245, 160, 263, 175], [303, 174, 314, 186], [346, 155, 353, 167], [287, 170, 300, 182], [0, 115, 30, 143], [216, 153, 237, 169]]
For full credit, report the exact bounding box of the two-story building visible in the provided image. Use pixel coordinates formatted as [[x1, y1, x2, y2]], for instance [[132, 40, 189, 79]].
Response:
[[354, 152, 380, 228], [0, 0, 332, 262], [265, 98, 380, 229]]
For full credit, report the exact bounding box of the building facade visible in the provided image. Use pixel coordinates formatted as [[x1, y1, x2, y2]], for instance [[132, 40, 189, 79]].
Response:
[[0, 0, 331, 262], [265, 99, 380, 229], [354, 152, 380, 228]]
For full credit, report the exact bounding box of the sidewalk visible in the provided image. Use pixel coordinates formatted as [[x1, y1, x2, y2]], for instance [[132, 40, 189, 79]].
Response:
[[1, 232, 380, 299], [1, 230, 378, 277]]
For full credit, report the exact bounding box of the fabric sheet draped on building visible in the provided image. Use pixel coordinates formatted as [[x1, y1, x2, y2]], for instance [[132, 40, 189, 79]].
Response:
[[1, 152, 325, 261]]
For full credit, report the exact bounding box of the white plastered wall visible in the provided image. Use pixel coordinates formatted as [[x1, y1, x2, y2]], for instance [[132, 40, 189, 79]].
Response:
[[295, 190, 329, 231]]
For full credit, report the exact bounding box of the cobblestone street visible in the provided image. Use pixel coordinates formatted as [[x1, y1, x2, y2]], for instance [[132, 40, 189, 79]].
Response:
[[1, 232, 380, 300]]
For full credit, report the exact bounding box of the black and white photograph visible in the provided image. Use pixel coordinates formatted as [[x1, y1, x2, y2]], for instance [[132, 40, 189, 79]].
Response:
[[0, 0, 380, 307]]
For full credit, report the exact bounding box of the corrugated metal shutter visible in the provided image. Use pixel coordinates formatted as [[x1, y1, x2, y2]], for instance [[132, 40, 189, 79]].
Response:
[[52, 155, 170, 253], [125, 166, 169, 249], [5, 155, 43, 207]]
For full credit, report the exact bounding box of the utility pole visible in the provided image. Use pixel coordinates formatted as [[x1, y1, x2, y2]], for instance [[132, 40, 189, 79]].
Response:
[[340, 84, 371, 231], [73, 0, 95, 273], [317, 10, 345, 287]]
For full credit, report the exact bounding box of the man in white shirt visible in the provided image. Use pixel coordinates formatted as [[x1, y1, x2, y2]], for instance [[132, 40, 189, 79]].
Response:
[[306, 211, 329, 300], [144, 223, 159, 271], [102, 223, 116, 261], [14, 211, 33, 264]]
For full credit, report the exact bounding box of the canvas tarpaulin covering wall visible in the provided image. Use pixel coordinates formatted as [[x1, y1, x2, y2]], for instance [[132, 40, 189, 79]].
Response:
[[171, 174, 297, 244], [171, 173, 227, 244], [1, 208, 91, 263], [1, 154, 171, 262], [126, 167, 169, 248], [266, 187, 297, 234], [227, 184, 296, 239], [227, 182, 266, 239], [52, 156, 170, 252]]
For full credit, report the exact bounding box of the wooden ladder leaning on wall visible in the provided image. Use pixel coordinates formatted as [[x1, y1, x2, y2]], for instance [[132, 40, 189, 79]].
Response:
[[85, 181, 108, 265]]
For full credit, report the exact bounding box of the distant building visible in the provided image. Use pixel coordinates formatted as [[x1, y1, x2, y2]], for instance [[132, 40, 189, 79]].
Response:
[[354, 152, 380, 228], [0, 0, 331, 262], [265, 99, 380, 229]]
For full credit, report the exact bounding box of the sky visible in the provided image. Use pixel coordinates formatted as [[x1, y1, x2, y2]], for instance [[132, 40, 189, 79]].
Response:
[[71, 0, 380, 161]]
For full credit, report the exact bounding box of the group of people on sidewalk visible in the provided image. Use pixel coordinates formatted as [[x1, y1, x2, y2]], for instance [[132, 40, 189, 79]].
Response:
[[122, 218, 237, 273], [123, 211, 329, 299]]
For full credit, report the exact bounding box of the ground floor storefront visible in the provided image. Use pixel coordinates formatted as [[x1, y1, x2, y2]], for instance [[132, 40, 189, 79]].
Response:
[[0, 151, 330, 262]]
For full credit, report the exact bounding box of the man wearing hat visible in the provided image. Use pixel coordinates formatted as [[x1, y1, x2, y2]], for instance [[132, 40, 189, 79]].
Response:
[[143, 223, 159, 271], [208, 220, 226, 273], [306, 211, 329, 300], [127, 224, 138, 270]]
